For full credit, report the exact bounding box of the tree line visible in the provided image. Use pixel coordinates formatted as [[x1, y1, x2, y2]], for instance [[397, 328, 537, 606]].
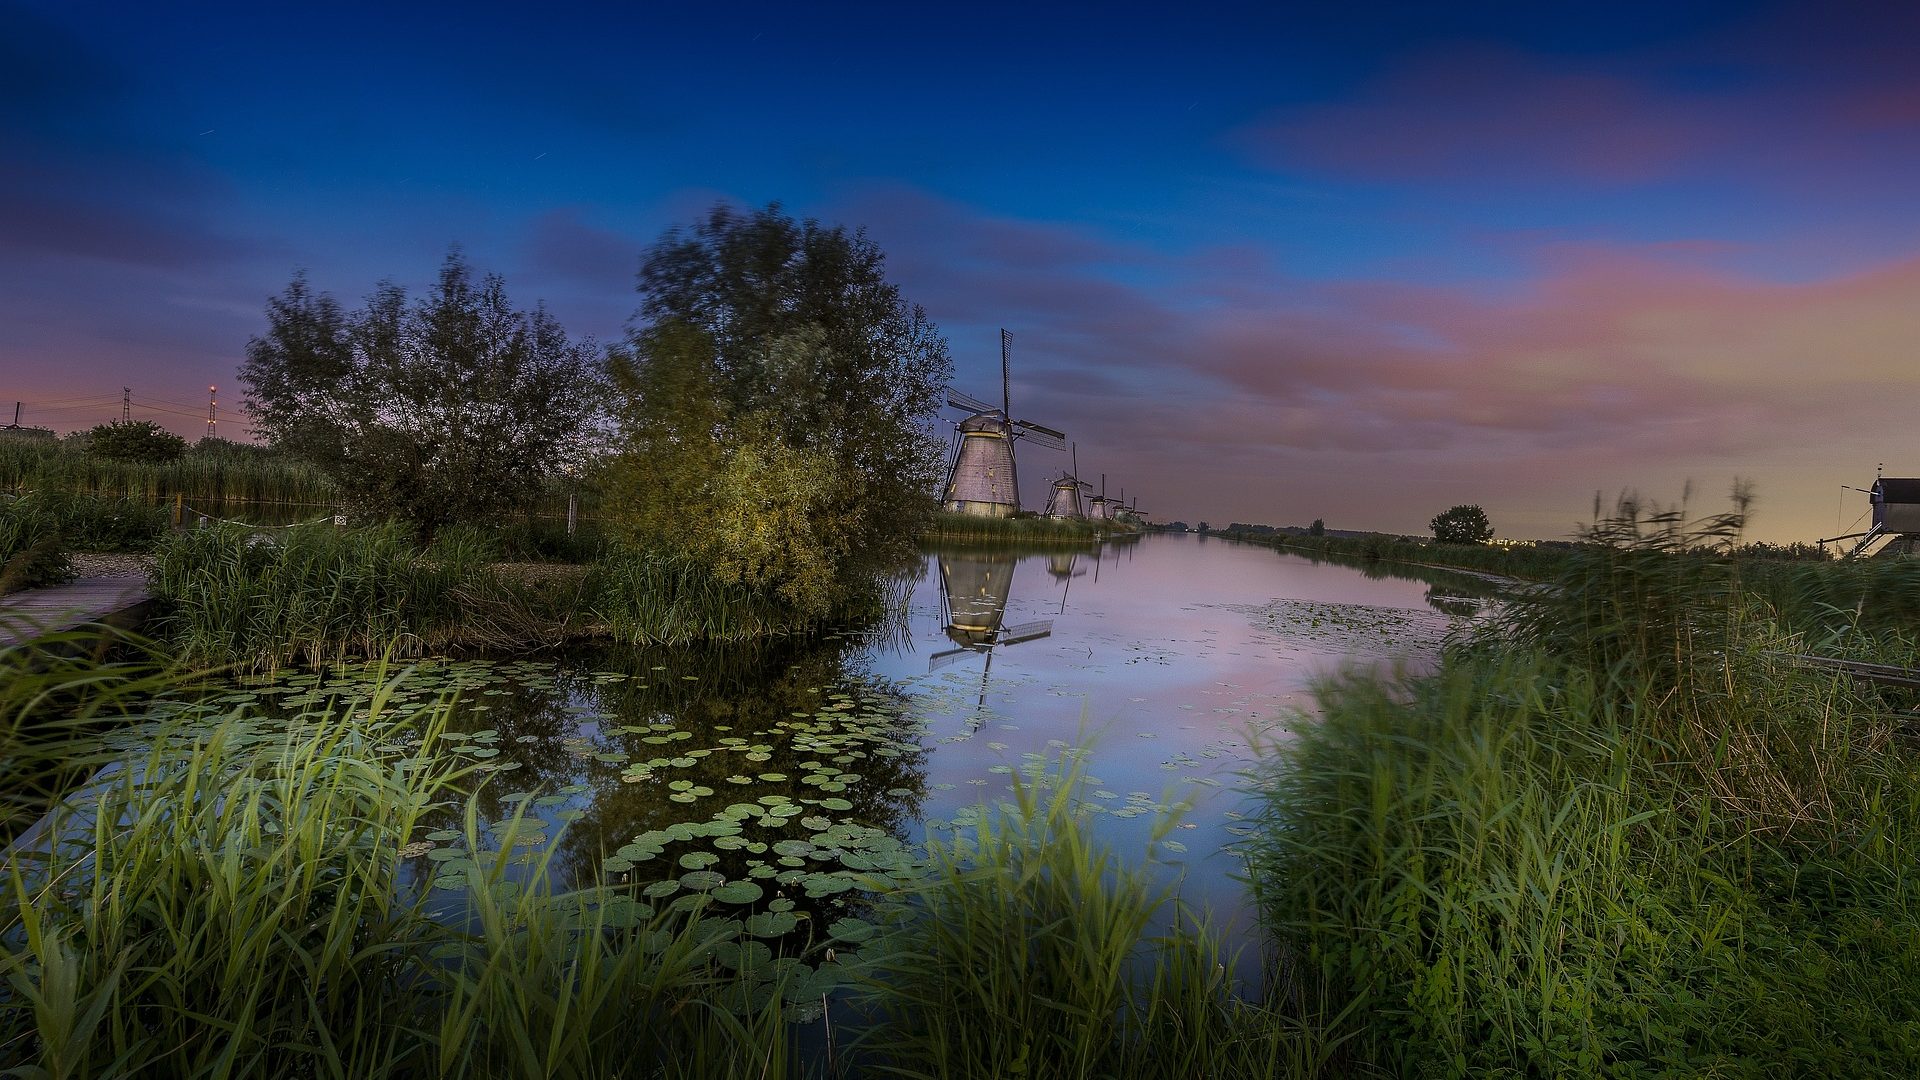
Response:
[[237, 204, 953, 617]]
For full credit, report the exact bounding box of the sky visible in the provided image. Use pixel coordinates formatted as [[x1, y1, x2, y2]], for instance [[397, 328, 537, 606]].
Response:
[[7, 1, 1920, 542]]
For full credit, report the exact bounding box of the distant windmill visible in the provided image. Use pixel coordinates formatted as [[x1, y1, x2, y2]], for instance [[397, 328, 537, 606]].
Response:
[[941, 329, 1067, 516], [1045, 442, 1087, 520], [1086, 472, 1110, 521]]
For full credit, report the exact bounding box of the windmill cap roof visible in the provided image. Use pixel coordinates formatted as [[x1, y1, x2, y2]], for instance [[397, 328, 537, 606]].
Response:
[[1875, 477, 1920, 502], [958, 412, 1006, 432]]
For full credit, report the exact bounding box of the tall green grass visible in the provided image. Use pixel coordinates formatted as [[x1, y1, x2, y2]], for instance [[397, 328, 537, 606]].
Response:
[[1246, 489, 1920, 1074], [0, 437, 334, 505], [922, 511, 1117, 545], [0, 494, 72, 593], [149, 522, 566, 669], [590, 546, 883, 646], [0, 647, 814, 1078], [853, 753, 1351, 1079], [0, 631, 1347, 1078]]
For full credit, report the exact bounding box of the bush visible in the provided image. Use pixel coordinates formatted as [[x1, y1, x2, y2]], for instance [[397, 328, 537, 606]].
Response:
[[0, 494, 73, 593], [81, 420, 188, 463]]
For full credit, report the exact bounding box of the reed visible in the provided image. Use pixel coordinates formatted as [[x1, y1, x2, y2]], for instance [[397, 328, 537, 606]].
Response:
[[590, 546, 834, 646], [0, 494, 72, 593], [922, 512, 1116, 545], [0, 646, 813, 1078], [1244, 490, 1920, 1074], [148, 522, 554, 669], [851, 753, 1350, 1079], [0, 437, 335, 505]]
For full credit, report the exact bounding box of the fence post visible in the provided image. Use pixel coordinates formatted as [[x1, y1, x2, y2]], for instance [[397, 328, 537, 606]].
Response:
[[567, 493, 578, 538], [172, 493, 184, 528]]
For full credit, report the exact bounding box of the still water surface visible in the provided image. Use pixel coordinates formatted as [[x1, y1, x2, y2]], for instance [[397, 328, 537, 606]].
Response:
[[160, 534, 1496, 940]]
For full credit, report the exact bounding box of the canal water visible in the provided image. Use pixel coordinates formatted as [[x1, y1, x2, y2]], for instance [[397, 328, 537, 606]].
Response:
[[131, 533, 1498, 953]]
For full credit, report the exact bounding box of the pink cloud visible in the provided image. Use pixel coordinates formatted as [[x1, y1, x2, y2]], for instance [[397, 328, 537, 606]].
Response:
[[835, 188, 1920, 540]]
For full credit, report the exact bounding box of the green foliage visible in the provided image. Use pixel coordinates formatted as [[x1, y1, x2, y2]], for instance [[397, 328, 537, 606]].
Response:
[[0, 494, 73, 592], [923, 510, 1107, 544], [1249, 482, 1920, 1075], [0, 632, 1349, 1078], [0, 645, 811, 1078], [40, 492, 169, 552], [607, 205, 952, 617], [1428, 503, 1493, 544], [0, 430, 333, 505], [149, 522, 565, 669], [589, 545, 826, 645], [79, 419, 187, 463], [239, 253, 604, 534], [1308, 518, 1325, 536], [855, 753, 1349, 1079]]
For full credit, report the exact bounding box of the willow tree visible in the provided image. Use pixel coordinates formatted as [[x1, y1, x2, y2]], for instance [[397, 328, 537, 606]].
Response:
[[608, 205, 952, 616]]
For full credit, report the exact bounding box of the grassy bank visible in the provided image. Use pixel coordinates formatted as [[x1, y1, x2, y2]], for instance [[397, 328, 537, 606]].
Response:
[[1245, 498, 1920, 1074], [1218, 527, 1571, 579], [0, 629, 1334, 1078], [923, 511, 1128, 545], [148, 523, 884, 668]]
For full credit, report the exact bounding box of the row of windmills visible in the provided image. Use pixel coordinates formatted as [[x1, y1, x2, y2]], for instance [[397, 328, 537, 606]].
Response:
[[939, 330, 1143, 522]]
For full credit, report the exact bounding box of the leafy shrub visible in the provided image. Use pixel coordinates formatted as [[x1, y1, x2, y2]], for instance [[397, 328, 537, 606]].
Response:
[[0, 494, 73, 593], [80, 419, 188, 463]]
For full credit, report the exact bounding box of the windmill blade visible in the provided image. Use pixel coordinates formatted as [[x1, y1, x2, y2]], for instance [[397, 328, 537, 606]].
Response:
[[998, 619, 1054, 645], [947, 388, 998, 415], [1011, 420, 1067, 451], [928, 646, 976, 672]]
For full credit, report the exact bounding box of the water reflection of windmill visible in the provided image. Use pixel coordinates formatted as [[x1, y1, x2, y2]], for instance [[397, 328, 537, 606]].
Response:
[[941, 329, 1068, 516], [929, 552, 1053, 716]]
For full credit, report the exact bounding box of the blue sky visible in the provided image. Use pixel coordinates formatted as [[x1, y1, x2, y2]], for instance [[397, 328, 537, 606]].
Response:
[[9, 1, 1920, 539]]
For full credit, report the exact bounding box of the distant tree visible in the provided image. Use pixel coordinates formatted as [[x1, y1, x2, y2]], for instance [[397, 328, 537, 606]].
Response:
[[1309, 518, 1325, 536], [82, 420, 187, 463], [608, 204, 952, 615], [1430, 504, 1494, 545], [239, 254, 603, 532], [1196, 521, 1210, 533]]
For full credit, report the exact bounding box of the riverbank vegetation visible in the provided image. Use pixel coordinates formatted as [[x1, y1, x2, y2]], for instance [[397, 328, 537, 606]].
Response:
[[0, 628, 1333, 1078], [922, 510, 1120, 544], [1246, 490, 1920, 1074], [0, 432, 333, 506]]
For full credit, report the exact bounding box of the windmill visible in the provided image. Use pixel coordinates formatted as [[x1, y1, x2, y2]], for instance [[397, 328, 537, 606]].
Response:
[[928, 550, 1054, 721], [1086, 473, 1110, 521], [1044, 442, 1088, 520], [1821, 468, 1920, 558], [941, 329, 1067, 516]]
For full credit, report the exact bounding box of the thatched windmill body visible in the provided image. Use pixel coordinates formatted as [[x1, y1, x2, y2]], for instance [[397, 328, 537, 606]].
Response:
[[941, 330, 1067, 517]]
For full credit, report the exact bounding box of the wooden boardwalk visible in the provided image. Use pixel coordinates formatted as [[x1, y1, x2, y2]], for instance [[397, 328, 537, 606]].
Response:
[[0, 577, 153, 648]]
